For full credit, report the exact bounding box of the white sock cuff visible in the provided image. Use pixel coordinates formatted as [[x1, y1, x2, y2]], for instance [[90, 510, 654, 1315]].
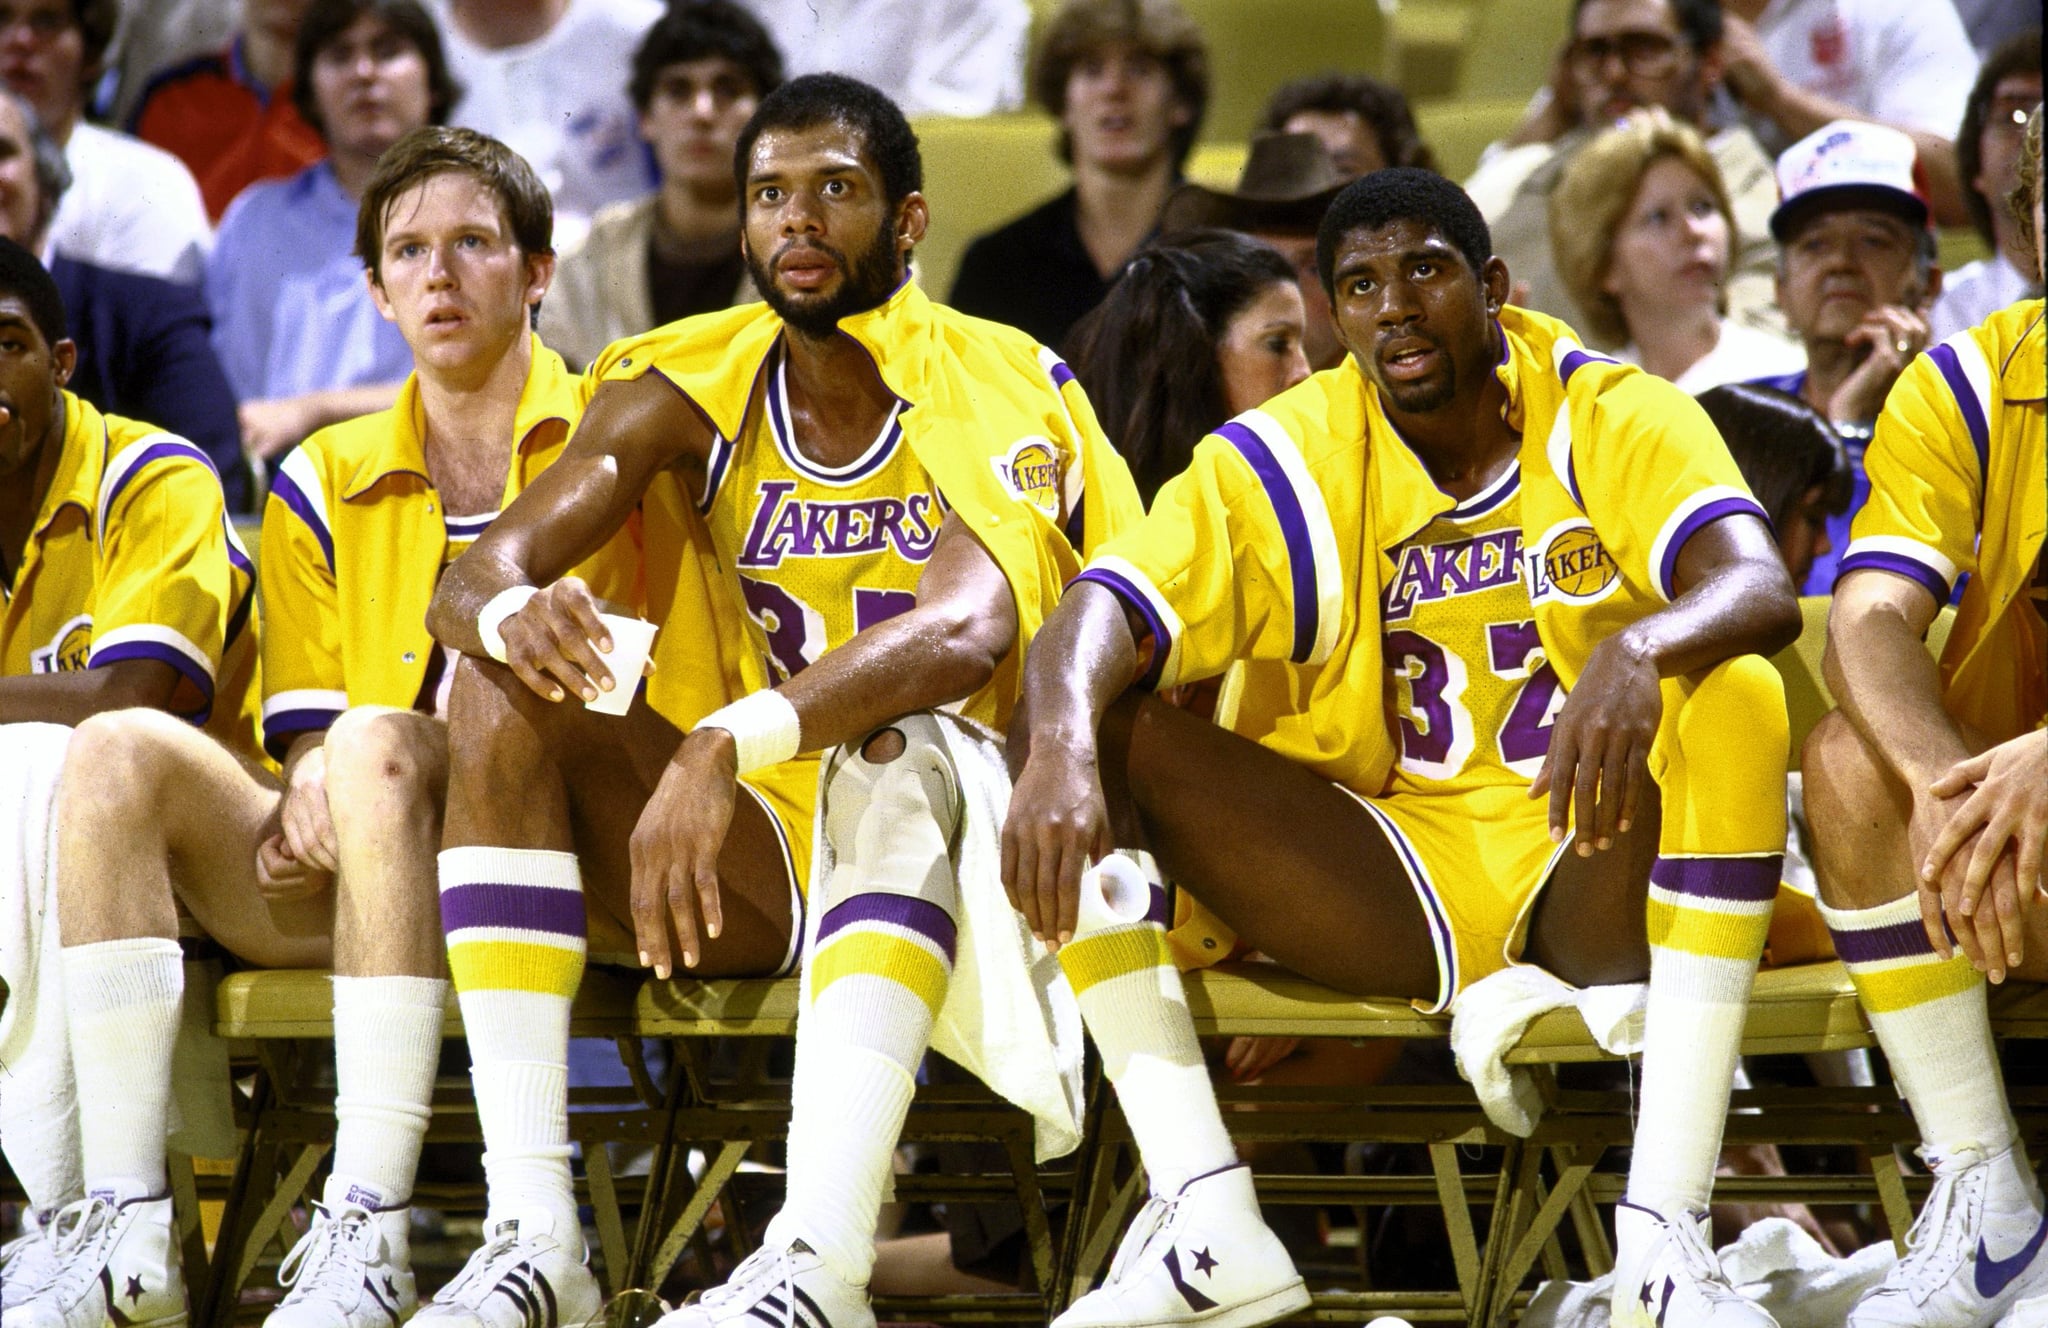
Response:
[[61, 937, 183, 1015], [438, 846, 582, 893], [331, 973, 451, 1010], [1817, 892, 1921, 934]]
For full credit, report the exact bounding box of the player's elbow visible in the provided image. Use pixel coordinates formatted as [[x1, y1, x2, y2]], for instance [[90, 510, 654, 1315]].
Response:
[[929, 599, 1015, 701], [1753, 572, 1802, 657], [89, 658, 185, 716]]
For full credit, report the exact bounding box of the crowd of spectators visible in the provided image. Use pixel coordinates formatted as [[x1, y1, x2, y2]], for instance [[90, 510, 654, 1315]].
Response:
[[0, 0, 2031, 544]]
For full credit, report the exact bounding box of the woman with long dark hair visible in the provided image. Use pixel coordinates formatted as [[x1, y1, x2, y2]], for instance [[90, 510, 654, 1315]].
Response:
[[1065, 228, 1310, 507]]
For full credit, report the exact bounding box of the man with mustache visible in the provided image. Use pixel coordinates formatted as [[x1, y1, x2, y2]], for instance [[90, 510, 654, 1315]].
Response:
[[1005, 168, 1804, 1328], [427, 73, 1303, 1328]]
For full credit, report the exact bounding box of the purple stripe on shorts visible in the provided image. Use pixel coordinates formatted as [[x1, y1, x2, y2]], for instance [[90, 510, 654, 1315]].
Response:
[[1215, 420, 1319, 662], [1650, 855, 1782, 903], [1072, 566, 1172, 689], [819, 891, 958, 959], [440, 882, 587, 939], [1831, 917, 1938, 965], [1046, 356, 1077, 388], [1926, 343, 1990, 473], [1836, 549, 1952, 605], [1659, 497, 1766, 599]]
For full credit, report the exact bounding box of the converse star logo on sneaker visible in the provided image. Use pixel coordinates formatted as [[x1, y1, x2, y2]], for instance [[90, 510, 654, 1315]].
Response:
[[124, 1276, 144, 1304], [1163, 1247, 1218, 1311], [1190, 1247, 1218, 1276], [1976, 1211, 2048, 1297]]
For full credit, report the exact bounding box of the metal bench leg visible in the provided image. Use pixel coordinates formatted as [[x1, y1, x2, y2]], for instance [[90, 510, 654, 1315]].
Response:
[[167, 1153, 210, 1317], [647, 1140, 752, 1290], [585, 1143, 631, 1296], [1870, 1147, 1915, 1253], [233, 1144, 329, 1298], [1426, 1141, 1483, 1305]]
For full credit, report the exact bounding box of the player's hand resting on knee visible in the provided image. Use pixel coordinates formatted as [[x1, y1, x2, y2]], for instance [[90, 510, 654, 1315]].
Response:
[[1917, 732, 2047, 977], [280, 744, 340, 873], [1531, 634, 1662, 856], [1907, 786, 2021, 981], [630, 729, 736, 977], [498, 577, 626, 706], [254, 832, 334, 901], [1001, 736, 1114, 949]]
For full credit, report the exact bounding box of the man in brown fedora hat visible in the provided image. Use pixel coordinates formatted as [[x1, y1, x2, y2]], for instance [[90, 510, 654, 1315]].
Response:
[[1162, 130, 1352, 368]]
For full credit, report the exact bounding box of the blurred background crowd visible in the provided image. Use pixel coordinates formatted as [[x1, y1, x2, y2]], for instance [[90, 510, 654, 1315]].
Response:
[[7, 0, 2036, 573]]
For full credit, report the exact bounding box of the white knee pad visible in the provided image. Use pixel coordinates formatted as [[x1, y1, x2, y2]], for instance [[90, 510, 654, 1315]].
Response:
[[820, 714, 964, 910]]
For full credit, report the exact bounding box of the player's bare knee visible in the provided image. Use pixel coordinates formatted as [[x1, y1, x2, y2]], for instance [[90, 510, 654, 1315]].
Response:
[[325, 707, 442, 808], [1800, 710, 1885, 823], [62, 707, 189, 811]]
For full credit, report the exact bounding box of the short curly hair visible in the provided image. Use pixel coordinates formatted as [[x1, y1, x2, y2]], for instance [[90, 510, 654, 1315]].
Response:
[[1032, 0, 1208, 173], [1259, 72, 1436, 174], [2013, 105, 2043, 281], [1316, 168, 1491, 295], [734, 74, 923, 210], [629, 1, 784, 111], [1550, 108, 1733, 345]]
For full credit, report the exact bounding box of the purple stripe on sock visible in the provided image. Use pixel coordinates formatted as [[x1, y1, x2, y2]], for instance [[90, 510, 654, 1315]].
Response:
[[439, 882, 586, 939], [818, 891, 957, 959], [1832, 917, 1939, 965], [1650, 855, 1782, 903]]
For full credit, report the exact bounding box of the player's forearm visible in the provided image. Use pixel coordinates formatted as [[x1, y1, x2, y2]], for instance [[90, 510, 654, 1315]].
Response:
[[1622, 542, 1801, 679], [1824, 592, 1968, 787], [0, 659, 181, 726], [428, 544, 531, 657], [1017, 583, 1144, 760], [775, 598, 1013, 755]]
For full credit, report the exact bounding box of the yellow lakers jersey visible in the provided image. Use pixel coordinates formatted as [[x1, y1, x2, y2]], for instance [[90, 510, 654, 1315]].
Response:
[[1381, 463, 1559, 794], [702, 344, 951, 685]]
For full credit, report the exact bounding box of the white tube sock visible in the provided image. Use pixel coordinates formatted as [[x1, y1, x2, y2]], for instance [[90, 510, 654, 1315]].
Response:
[[62, 937, 183, 1200], [329, 974, 448, 1209]]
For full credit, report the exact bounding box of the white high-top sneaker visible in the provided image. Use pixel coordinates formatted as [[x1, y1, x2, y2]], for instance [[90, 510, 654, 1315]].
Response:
[[1054, 1165, 1308, 1328], [264, 1203, 416, 1328], [411, 1211, 599, 1328], [2, 1209, 61, 1312], [0, 1195, 184, 1328], [2004, 1294, 2048, 1327], [1850, 1143, 2048, 1327], [652, 1240, 873, 1328], [1610, 1202, 1778, 1327]]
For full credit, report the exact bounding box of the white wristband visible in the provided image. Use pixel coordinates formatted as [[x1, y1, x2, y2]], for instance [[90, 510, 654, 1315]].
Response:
[[693, 689, 802, 774], [477, 585, 539, 663]]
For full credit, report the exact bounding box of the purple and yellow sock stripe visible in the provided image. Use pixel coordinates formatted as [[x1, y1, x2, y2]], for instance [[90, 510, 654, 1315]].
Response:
[[1058, 887, 1173, 998], [441, 879, 586, 999], [1823, 895, 1980, 1014], [1645, 855, 1780, 960], [810, 892, 956, 1017]]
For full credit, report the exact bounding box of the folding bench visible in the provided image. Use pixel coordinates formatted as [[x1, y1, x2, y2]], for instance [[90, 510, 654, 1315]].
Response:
[[629, 976, 1061, 1325], [202, 964, 656, 1328]]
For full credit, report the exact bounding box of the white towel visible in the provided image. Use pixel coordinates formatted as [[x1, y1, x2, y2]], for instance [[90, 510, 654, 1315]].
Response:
[[1521, 1218, 1896, 1327], [0, 722, 82, 1210], [1449, 964, 1646, 1137], [802, 713, 1085, 1163]]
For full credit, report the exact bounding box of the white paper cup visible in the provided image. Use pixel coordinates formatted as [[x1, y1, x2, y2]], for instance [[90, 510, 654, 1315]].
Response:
[[585, 614, 657, 716]]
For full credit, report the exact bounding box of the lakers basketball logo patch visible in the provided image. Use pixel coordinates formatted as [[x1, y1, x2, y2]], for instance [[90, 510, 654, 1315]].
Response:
[[992, 437, 1063, 518], [30, 613, 93, 673], [1527, 521, 1619, 605]]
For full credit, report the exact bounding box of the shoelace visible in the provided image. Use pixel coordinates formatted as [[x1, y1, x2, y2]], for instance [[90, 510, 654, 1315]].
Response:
[[1104, 1194, 1184, 1287], [692, 1243, 799, 1324], [1661, 1211, 1736, 1297], [33, 1198, 118, 1301], [1883, 1150, 1988, 1296], [0, 1219, 56, 1297], [278, 1205, 384, 1305]]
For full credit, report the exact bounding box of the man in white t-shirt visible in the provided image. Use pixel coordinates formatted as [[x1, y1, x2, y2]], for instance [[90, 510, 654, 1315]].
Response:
[[0, 0, 211, 284], [432, 0, 662, 248], [1718, 0, 1979, 225], [737, 0, 1029, 116]]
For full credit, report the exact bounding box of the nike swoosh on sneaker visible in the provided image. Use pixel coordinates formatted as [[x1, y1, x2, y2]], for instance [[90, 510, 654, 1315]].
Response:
[[1976, 1212, 2048, 1297]]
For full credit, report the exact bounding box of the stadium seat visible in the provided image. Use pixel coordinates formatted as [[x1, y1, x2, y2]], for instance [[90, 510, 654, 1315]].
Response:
[[1455, 0, 1574, 102], [1414, 96, 1531, 182], [1180, 0, 1388, 145], [909, 113, 1070, 307]]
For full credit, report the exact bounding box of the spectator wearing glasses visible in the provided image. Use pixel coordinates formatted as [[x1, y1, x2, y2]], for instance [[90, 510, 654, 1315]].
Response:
[[0, 0, 212, 284], [949, 0, 1207, 351], [1928, 29, 2040, 342], [1550, 108, 1800, 392], [1466, 0, 1783, 347], [539, 1, 781, 371], [205, 0, 456, 464]]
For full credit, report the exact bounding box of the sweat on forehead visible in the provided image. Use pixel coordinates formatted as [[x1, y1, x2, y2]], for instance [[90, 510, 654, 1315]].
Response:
[[1315, 168, 1492, 292]]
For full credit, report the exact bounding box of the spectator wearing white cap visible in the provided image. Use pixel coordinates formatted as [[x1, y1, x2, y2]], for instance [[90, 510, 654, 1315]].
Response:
[[1716, 0, 1979, 226], [1751, 118, 1939, 592]]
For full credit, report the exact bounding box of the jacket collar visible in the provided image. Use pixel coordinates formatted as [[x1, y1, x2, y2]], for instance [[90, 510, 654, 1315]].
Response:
[[2000, 304, 2045, 404], [340, 335, 577, 500]]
